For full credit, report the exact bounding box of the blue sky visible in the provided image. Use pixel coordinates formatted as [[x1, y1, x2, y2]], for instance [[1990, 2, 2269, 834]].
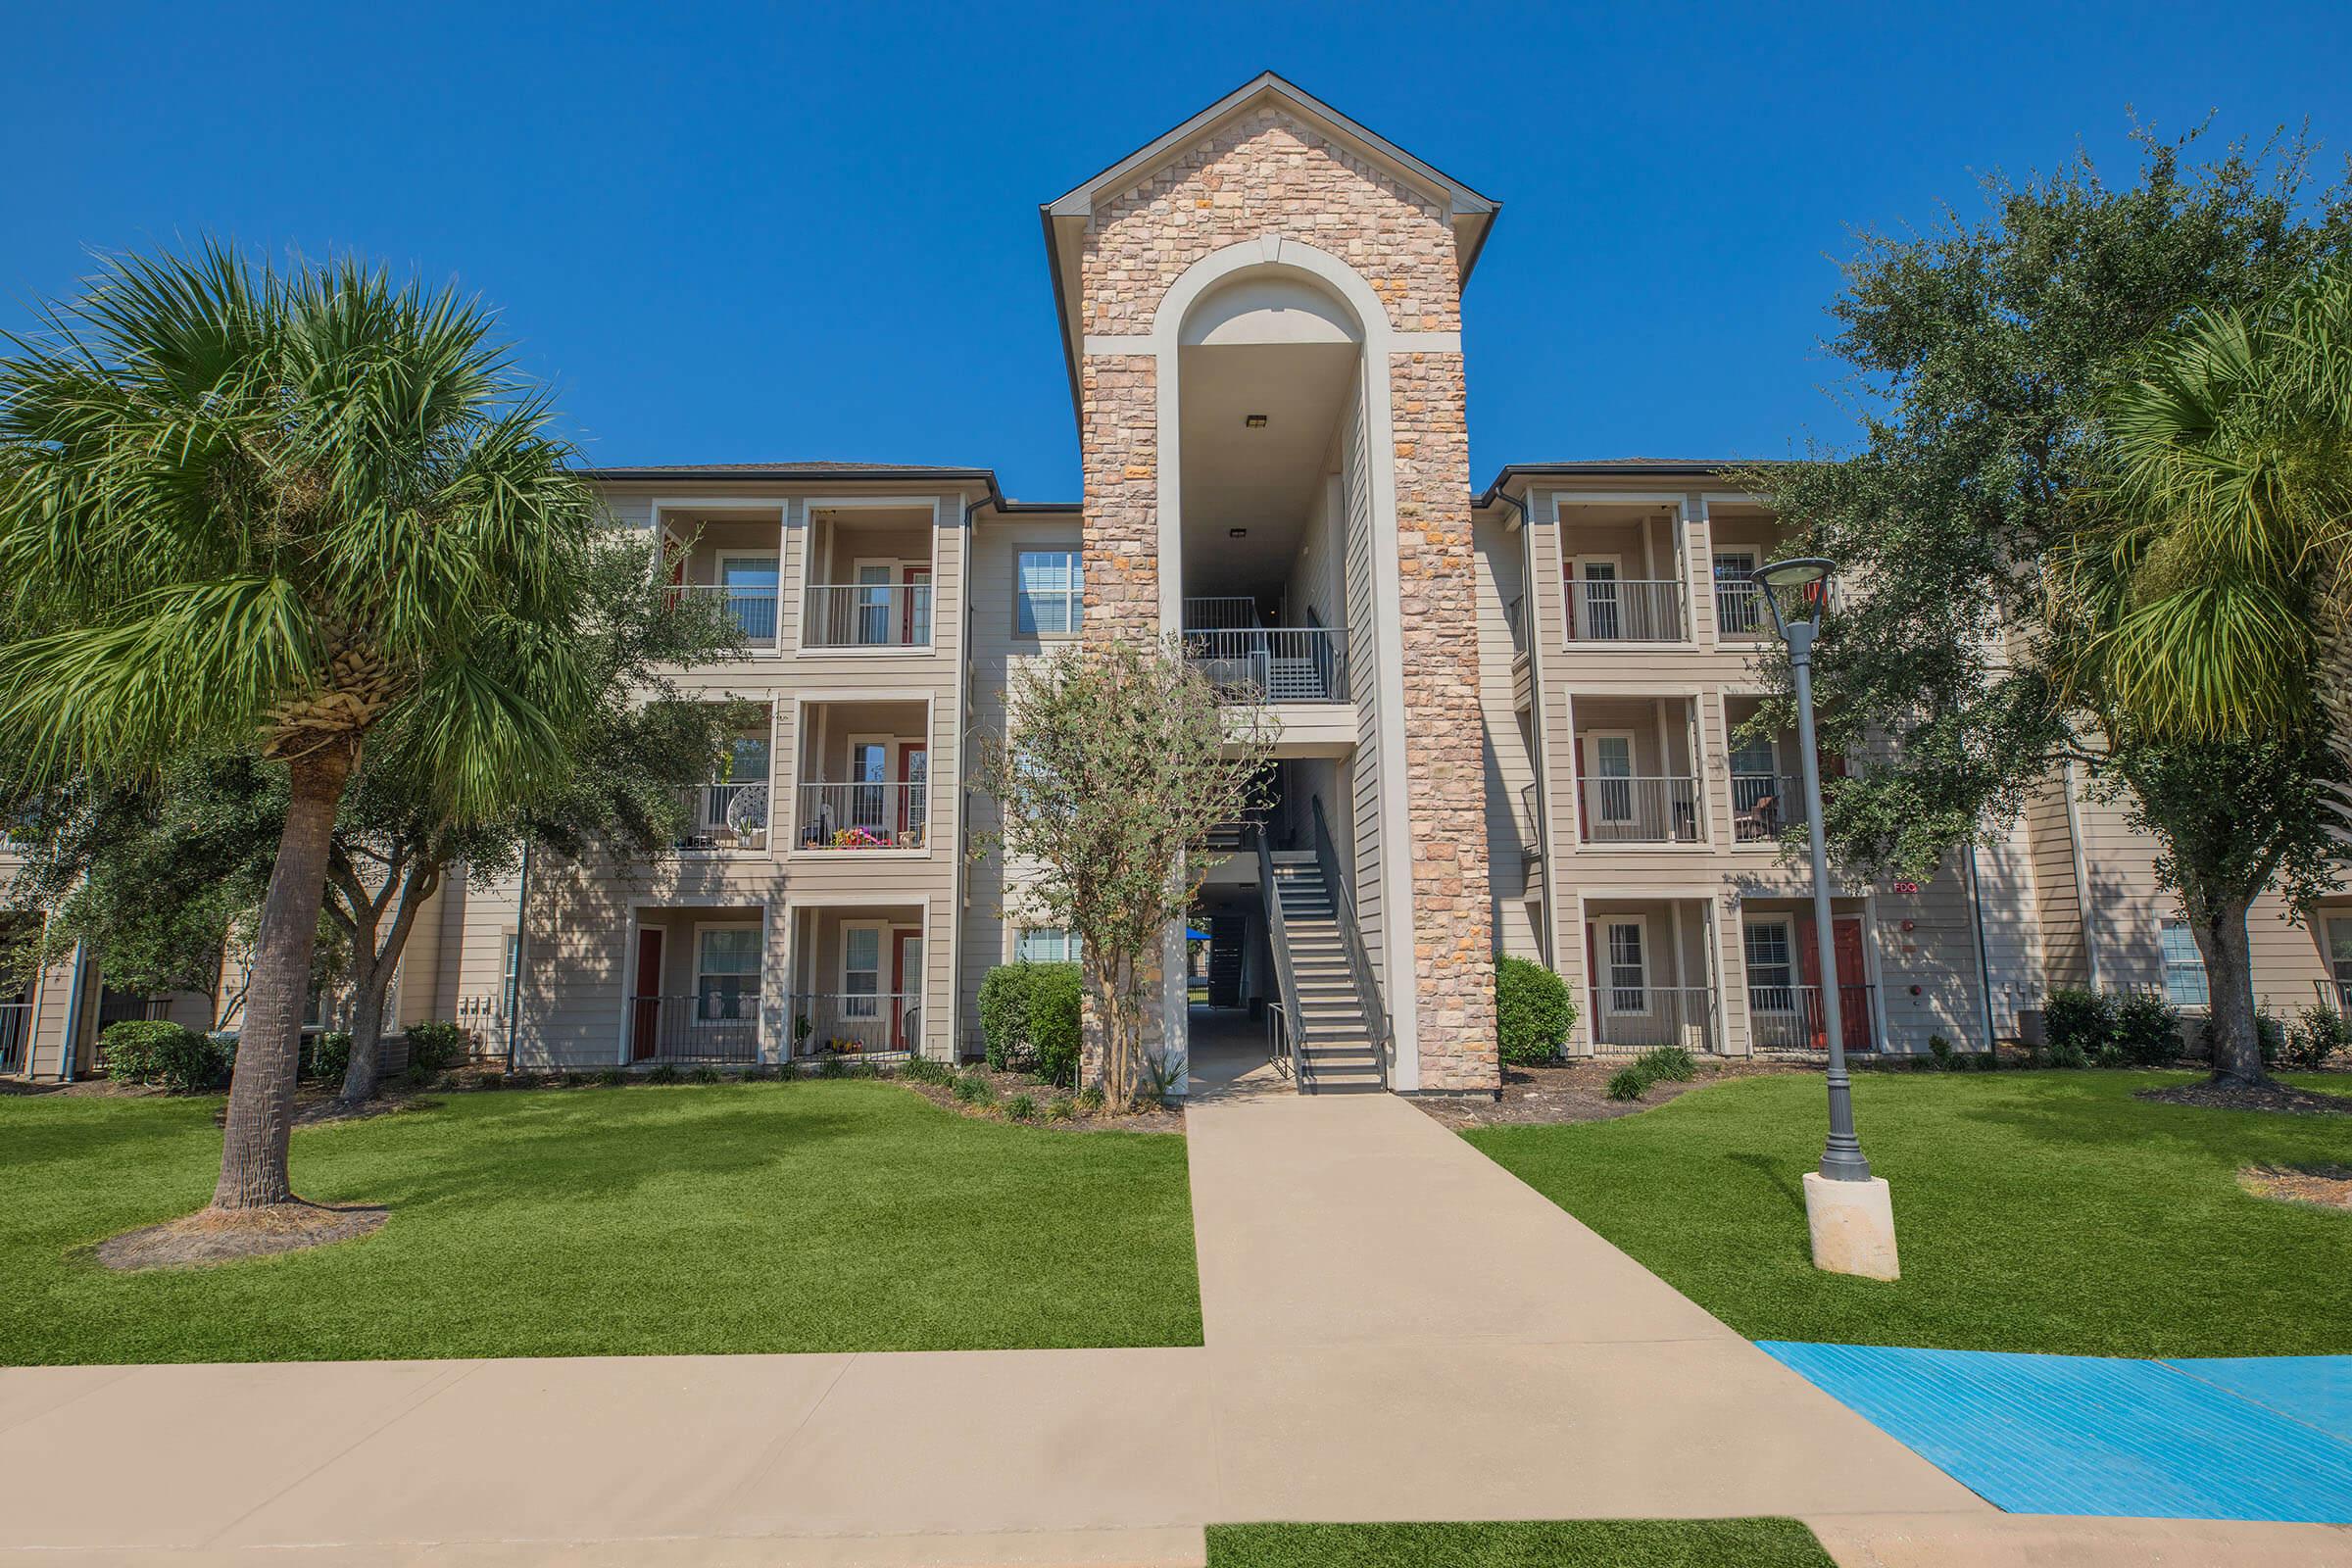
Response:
[[2, 2, 2344, 501]]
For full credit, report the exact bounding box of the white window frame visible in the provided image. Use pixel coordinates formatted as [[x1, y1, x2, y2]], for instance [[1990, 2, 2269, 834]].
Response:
[[1015, 549, 1083, 637], [1742, 917, 1796, 1008], [1584, 730, 1638, 824], [1014, 927, 1081, 964], [841, 920, 886, 1018], [1603, 918, 1648, 1015], [693, 921, 763, 1024], [2159, 918, 2210, 1008], [850, 558, 900, 646]]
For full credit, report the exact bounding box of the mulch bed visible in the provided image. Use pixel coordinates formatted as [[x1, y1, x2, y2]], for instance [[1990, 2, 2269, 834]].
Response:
[[91, 1201, 389, 1272], [893, 1066, 1185, 1133], [2137, 1081, 2352, 1115], [1415, 1058, 1798, 1130], [2239, 1164, 2352, 1211]]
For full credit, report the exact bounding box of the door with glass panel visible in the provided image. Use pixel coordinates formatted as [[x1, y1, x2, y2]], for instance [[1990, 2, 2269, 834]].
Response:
[[1714, 551, 1758, 635], [1585, 733, 1635, 835], [842, 925, 883, 1053], [847, 741, 890, 837], [1576, 560, 1621, 640], [854, 564, 894, 646], [719, 556, 779, 642]]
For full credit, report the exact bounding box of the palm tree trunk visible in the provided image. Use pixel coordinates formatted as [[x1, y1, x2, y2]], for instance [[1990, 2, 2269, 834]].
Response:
[[2196, 893, 2267, 1088], [213, 740, 358, 1209]]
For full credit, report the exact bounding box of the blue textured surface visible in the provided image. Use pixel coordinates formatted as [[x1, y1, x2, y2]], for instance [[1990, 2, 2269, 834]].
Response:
[[1760, 1342, 2352, 1523]]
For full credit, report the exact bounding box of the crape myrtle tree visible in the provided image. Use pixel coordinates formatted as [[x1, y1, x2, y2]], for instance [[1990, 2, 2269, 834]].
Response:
[[1738, 127, 2350, 1088], [6, 533, 748, 1105], [0, 246, 598, 1210], [975, 636, 1274, 1109]]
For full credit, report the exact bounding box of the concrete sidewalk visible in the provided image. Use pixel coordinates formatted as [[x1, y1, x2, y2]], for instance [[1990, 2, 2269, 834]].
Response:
[[2, 1046, 2344, 1564]]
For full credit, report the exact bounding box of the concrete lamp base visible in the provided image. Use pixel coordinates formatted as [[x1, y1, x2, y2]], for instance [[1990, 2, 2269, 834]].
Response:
[[1803, 1172, 1900, 1281]]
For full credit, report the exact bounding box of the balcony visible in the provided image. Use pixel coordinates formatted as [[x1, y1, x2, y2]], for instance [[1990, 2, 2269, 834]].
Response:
[[1577, 776, 1702, 845], [625, 993, 761, 1064], [675, 781, 769, 853], [790, 991, 924, 1060], [1183, 625, 1349, 703], [1730, 772, 1801, 844], [804, 581, 933, 650], [1565, 577, 1685, 642], [671, 582, 780, 645], [1747, 984, 1879, 1054], [797, 782, 928, 851], [1588, 986, 1720, 1054]]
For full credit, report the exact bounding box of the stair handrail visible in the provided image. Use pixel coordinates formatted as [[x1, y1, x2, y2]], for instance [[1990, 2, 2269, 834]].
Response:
[[1309, 795, 1391, 1088], [1252, 821, 1308, 1089]]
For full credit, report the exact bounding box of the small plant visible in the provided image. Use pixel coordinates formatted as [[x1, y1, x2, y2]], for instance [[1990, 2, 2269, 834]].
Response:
[[902, 1055, 953, 1085], [817, 1055, 849, 1079], [1073, 1085, 1104, 1114], [595, 1067, 626, 1088], [952, 1072, 998, 1105], [305, 1030, 354, 1082], [102, 1020, 231, 1093], [1045, 1096, 1077, 1122], [1928, 1035, 1954, 1069], [645, 1062, 682, 1084], [1605, 1066, 1650, 1102], [404, 1020, 469, 1076], [1496, 956, 1577, 1065], [689, 1065, 722, 1084], [1004, 1092, 1039, 1120], [1631, 1045, 1696, 1083], [2283, 1004, 2351, 1071], [2041, 988, 2114, 1066]]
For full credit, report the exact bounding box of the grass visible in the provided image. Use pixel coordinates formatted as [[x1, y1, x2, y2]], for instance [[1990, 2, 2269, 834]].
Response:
[[1469, 1069, 2352, 1358], [1205, 1520, 1834, 1567], [0, 1081, 1200, 1365]]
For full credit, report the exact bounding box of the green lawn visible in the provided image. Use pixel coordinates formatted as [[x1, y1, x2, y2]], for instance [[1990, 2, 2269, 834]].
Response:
[[1470, 1070, 2352, 1358], [1205, 1520, 1833, 1568], [0, 1081, 1200, 1365]]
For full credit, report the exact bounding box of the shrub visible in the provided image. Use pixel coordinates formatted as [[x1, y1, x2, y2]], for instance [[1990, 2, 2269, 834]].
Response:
[[1495, 956, 1576, 1065], [1631, 1045, 1695, 1083], [2111, 991, 2183, 1067], [1605, 1066, 1650, 1102], [2042, 988, 2114, 1064], [979, 961, 1083, 1079], [1004, 1092, 1039, 1120], [2283, 1004, 2351, 1071], [902, 1055, 954, 1085], [304, 1030, 353, 1082], [644, 1062, 680, 1084], [1045, 1096, 1076, 1122], [403, 1020, 468, 1077], [595, 1067, 626, 1087], [1029, 967, 1083, 1089], [103, 1020, 231, 1093], [1927, 1035, 1954, 1069], [2196, 1008, 2288, 1069], [1073, 1085, 1104, 1114], [952, 1072, 997, 1105]]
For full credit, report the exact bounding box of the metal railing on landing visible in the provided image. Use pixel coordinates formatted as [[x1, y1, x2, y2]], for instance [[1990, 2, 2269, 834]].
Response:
[[1311, 794, 1390, 1090], [1182, 626, 1348, 703], [624, 994, 761, 1064], [1747, 985, 1879, 1054], [797, 782, 928, 850], [1577, 776, 1703, 844], [804, 583, 933, 648], [1252, 824, 1305, 1090], [1566, 579, 1685, 642], [1730, 773, 1803, 844], [790, 992, 923, 1059], [1519, 781, 1542, 857], [0, 1001, 29, 1075], [669, 583, 779, 644], [1182, 596, 1260, 630], [1265, 1001, 1293, 1081], [1587, 987, 1719, 1055]]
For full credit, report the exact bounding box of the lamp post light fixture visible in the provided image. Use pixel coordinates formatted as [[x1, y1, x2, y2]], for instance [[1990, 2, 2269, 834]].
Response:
[[1751, 557, 1900, 1279]]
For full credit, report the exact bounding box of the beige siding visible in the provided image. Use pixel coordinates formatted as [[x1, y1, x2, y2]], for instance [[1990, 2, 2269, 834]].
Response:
[[1474, 508, 1541, 959], [1339, 368, 1385, 984]]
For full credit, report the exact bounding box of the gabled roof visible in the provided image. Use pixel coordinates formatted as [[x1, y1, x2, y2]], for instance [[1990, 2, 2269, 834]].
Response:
[[1040, 72, 1501, 415]]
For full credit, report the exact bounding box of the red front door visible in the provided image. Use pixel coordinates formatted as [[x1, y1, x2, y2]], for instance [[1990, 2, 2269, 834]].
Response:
[[891, 930, 922, 1052], [1796, 917, 1872, 1053], [898, 743, 927, 845], [631, 928, 664, 1060]]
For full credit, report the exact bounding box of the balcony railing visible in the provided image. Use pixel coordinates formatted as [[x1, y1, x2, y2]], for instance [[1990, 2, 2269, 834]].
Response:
[[671, 583, 779, 644], [1747, 985, 1879, 1054], [797, 781, 928, 850], [627, 993, 760, 1064], [676, 782, 769, 852], [1504, 592, 1529, 656], [1730, 772, 1802, 844], [1716, 576, 1839, 639], [1519, 781, 1542, 853], [790, 992, 923, 1058], [1588, 986, 1719, 1054], [0, 1000, 29, 1075], [1566, 578, 1685, 642], [1182, 626, 1349, 703], [805, 583, 933, 649], [1577, 776, 1702, 844], [1181, 596, 1259, 630]]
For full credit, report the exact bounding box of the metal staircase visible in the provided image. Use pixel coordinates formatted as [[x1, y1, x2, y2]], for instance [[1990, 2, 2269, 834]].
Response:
[[1254, 799, 1390, 1094]]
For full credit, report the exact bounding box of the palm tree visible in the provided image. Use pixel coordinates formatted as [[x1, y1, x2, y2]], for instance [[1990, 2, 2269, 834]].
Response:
[[0, 245, 594, 1209]]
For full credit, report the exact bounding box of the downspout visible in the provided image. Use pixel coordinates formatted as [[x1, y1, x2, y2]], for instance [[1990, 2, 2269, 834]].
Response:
[[2060, 760, 2102, 990], [1965, 842, 1997, 1051], [504, 840, 532, 1073], [58, 940, 89, 1084], [1494, 488, 1546, 963]]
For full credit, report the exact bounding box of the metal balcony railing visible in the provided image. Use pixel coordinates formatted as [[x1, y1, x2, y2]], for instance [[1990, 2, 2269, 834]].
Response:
[[675, 782, 769, 852], [1587, 987, 1719, 1054], [1182, 626, 1349, 703], [1577, 776, 1702, 844], [0, 1000, 29, 1075], [1519, 781, 1542, 853], [1181, 596, 1259, 630], [1747, 985, 1879, 1054], [1730, 772, 1803, 843], [805, 583, 933, 648], [797, 781, 928, 850], [626, 992, 761, 1064], [790, 992, 923, 1058], [1716, 576, 1839, 638], [1566, 578, 1685, 642], [670, 583, 779, 644]]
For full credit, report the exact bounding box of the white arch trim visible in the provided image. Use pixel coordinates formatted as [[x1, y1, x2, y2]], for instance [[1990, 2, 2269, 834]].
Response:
[[1131, 235, 1426, 1090]]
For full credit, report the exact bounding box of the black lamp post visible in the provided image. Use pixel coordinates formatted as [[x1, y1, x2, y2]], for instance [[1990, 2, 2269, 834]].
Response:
[[1751, 558, 1871, 1183]]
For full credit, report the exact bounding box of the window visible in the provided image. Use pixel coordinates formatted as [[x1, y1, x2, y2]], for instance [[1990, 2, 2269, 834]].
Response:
[[696, 927, 760, 1021], [1016, 551, 1083, 635], [2160, 920, 2209, 1007], [1606, 921, 1646, 1012], [843, 926, 881, 1017], [717, 555, 780, 641], [1744, 920, 1794, 1005], [1015, 928, 1081, 963], [502, 931, 520, 1019], [1588, 733, 1635, 823], [854, 563, 894, 646], [2329, 917, 2352, 1011]]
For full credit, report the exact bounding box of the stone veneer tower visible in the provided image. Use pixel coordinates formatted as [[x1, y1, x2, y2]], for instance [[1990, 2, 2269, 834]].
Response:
[[1042, 74, 1501, 1093]]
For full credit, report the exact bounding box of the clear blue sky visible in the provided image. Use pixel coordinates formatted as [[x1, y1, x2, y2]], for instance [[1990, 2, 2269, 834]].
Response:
[[3, 2, 2344, 501]]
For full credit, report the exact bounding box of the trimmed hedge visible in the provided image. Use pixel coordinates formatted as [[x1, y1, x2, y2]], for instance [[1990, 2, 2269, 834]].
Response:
[[2042, 987, 2186, 1068], [102, 1019, 231, 1093], [403, 1020, 468, 1078], [978, 962, 1082, 1088], [1495, 956, 1576, 1065]]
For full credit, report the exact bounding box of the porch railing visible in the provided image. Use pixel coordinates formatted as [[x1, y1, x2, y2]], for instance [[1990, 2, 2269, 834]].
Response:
[[1182, 626, 1349, 703], [1588, 986, 1718, 1054], [797, 782, 927, 850], [790, 992, 922, 1058], [0, 1000, 29, 1075], [670, 583, 779, 644], [1747, 984, 1879, 1054], [676, 782, 769, 851], [804, 583, 933, 649], [1566, 578, 1685, 642], [1182, 596, 1259, 630], [1730, 772, 1802, 843], [625, 993, 761, 1064], [1577, 776, 1702, 844], [1716, 576, 1838, 638]]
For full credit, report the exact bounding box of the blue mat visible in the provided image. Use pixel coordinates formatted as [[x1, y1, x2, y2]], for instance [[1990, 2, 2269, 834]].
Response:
[[1760, 1342, 2352, 1523]]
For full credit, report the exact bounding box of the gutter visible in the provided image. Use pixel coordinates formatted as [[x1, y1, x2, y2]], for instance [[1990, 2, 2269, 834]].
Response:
[[505, 841, 532, 1073]]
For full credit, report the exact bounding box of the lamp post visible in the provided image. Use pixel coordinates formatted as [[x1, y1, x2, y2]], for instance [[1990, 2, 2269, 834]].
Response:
[[1752, 558, 1897, 1277]]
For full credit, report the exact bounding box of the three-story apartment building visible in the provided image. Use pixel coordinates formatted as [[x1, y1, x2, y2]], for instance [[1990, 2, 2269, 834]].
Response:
[[7, 74, 2347, 1094]]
